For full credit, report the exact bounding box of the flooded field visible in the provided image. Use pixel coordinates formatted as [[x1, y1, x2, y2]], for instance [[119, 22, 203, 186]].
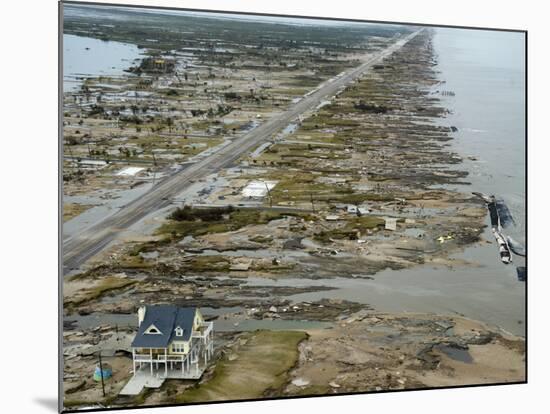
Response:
[[64, 34, 144, 92]]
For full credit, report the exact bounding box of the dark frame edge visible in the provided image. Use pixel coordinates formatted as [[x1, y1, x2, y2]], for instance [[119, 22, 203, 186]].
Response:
[[61, 381, 528, 414], [61, 0, 527, 33], [59, 1, 65, 413], [524, 30, 529, 383]]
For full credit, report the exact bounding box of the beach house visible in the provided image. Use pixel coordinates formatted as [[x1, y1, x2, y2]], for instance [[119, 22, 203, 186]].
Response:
[[130, 305, 214, 380]]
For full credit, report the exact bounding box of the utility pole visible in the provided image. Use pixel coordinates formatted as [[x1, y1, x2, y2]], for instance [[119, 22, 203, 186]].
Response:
[[264, 182, 273, 208], [151, 151, 157, 187], [67, 145, 80, 176], [310, 192, 315, 213], [97, 351, 106, 397], [88, 128, 93, 157]]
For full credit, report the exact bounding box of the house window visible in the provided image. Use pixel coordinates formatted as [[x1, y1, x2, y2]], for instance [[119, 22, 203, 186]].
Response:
[[175, 327, 183, 337], [172, 342, 185, 353], [145, 324, 162, 335]]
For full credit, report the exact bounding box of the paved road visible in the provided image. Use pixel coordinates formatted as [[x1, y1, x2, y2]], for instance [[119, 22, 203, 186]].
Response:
[[62, 29, 422, 273]]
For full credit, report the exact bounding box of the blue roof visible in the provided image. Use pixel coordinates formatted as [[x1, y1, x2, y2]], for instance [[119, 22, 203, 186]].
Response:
[[131, 305, 197, 348]]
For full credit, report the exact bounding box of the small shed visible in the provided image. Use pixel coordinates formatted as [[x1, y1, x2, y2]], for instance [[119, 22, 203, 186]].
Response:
[[384, 218, 398, 231], [242, 180, 277, 198]]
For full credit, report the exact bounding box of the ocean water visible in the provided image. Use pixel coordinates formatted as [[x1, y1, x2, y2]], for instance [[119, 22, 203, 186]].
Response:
[[433, 28, 526, 243]]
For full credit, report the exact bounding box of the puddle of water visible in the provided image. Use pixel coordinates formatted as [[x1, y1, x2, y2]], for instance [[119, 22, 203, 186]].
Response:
[[201, 306, 244, 316], [66, 312, 136, 330], [280, 122, 299, 137], [213, 318, 332, 332], [199, 249, 310, 259], [403, 228, 425, 238], [66, 307, 331, 333], [435, 344, 473, 363]]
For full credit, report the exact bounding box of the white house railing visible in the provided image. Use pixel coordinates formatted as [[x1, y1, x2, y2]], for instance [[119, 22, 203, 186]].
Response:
[[134, 353, 185, 362], [165, 355, 185, 362], [134, 354, 153, 362], [192, 322, 213, 339]]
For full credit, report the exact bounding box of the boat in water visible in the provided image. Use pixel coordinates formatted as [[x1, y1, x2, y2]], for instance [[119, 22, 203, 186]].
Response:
[[474, 192, 521, 266], [492, 227, 513, 264]]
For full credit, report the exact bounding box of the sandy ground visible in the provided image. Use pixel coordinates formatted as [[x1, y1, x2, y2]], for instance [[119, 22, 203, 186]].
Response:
[[64, 350, 133, 408], [285, 312, 524, 396]]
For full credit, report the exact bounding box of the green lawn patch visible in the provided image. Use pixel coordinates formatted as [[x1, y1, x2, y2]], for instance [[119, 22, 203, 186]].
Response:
[[177, 330, 307, 403]]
